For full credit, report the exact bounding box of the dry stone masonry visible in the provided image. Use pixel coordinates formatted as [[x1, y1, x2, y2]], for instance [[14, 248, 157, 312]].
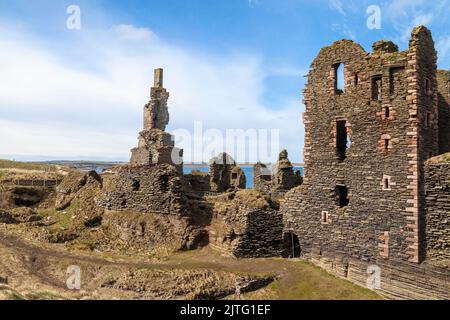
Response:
[[208, 190, 283, 258], [96, 164, 187, 216], [209, 153, 246, 192], [425, 154, 450, 264], [253, 150, 302, 196]]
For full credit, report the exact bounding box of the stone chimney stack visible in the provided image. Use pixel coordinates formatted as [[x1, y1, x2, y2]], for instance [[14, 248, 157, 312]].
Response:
[[154, 68, 163, 88]]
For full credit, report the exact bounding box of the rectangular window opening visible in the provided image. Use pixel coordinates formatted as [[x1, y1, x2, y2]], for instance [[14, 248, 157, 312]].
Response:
[[384, 139, 390, 150], [335, 185, 349, 208], [336, 120, 347, 161], [132, 179, 140, 191], [384, 106, 390, 118], [384, 177, 390, 190], [321, 211, 329, 224], [389, 67, 404, 97], [372, 75, 382, 101]]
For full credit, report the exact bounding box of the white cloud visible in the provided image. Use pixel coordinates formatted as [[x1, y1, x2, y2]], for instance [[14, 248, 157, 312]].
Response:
[[0, 23, 304, 163], [329, 0, 346, 16], [399, 12, 433, 42], [387, 0, 426, 18], [112, 24, 158, 41], [386, 0, 449, 44]]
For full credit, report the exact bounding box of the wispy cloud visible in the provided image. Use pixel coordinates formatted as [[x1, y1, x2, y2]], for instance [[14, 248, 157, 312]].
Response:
[[112, 24, 158, 41], [248, 0, 259, 8], [386, 0, 449, 44], [329, 0, 346, 16]]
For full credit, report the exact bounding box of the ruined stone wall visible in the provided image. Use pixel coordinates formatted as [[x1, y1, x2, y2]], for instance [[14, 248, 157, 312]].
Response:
[[282, 27, 439, 264], [208, 191, 283, 258], [437, 70, 450, 154], [424, 155, 450, 264], [183, 171, 211, 192], [209, 153, 246, 192], [96, 164, 187, 216], [253, 163, 272, 194], [253, 151, 302, 195]]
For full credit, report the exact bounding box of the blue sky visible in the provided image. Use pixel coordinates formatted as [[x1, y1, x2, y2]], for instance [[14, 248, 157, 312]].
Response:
[[0, 0, 449, 163]]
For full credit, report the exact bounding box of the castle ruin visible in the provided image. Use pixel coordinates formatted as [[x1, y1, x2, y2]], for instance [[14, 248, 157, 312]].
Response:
[[280, 26, 450, 299]]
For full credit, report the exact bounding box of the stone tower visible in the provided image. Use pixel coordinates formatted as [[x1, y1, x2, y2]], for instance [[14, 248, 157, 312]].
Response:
[[130, 69, 183, 172], [282, 26, 444, 264]]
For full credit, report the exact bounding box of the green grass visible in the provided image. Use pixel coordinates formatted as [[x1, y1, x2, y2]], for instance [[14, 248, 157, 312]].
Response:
[[427, 152, 450, 164], [265, 260, 381, 300], [39, 203, 80, 231], [0, 287, 26, 300], [162, 249, 382, 300], [25, 291, 66, 300], [0, 159, 58, 171]]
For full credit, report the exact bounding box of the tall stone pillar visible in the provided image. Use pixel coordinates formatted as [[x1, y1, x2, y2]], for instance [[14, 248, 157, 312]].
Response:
[[130, 69, 183, 173]]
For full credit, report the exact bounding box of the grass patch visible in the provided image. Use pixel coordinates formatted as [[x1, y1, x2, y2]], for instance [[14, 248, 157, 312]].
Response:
[[265, 260, 381, 300], [0, 159, 58, 171], [0, 287, 25, 300], [25, 291, 66, 300], [427, 152, 450, 164], [163, 249, 382, 300], [38, 203, 80, 231]]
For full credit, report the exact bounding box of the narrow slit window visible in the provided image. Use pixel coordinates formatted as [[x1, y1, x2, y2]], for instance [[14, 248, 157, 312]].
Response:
[[321, 211, 329, 224], [334, 63, 345, 94], [426, 112, 431, 127], [383, 175, 391, 190], [372, 75, 382, 101], [336, 120, 348, 161], [384, 106, 390, 119], [384, 139, 390, 150], [335, 185, 349, 208], [354, 73, 359, 86], [425, 77, 431, 95]]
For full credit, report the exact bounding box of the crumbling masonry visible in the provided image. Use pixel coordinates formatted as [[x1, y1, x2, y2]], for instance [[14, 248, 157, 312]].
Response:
[[253, 150, 302, 196], [130, 69, 183, 173]]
